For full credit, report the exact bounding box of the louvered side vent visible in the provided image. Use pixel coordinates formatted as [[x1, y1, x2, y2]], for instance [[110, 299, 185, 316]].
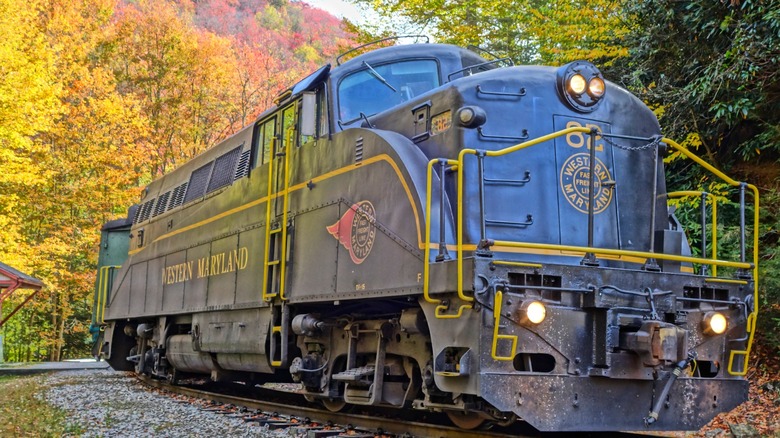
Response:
[[138, 199, 155, 223], [355, 137, 364, 163], [133, 202, 144, 224], [183, 162, 213, 204], [168, 182, 188, 210], [234, 149, 251, 181], [153, 191, 171, 217], [207, 147, 242, 193]]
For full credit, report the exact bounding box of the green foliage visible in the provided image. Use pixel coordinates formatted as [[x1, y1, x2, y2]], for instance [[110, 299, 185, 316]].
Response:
[[616, 0, 780, 163], [752, 188, 780, 348]]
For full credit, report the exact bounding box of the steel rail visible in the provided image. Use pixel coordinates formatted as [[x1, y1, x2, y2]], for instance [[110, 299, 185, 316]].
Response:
[[137, 376, 524, 438]]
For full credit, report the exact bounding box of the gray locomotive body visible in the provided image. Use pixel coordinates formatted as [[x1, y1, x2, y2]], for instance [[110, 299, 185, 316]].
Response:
[[93, 43, 758, 431]]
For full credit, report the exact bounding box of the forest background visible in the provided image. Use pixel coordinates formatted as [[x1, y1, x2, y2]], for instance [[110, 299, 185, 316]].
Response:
[[0, 0, 777, 372]]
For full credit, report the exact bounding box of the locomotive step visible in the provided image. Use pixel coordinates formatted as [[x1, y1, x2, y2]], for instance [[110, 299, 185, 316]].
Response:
[[331, 366, 377, 382]]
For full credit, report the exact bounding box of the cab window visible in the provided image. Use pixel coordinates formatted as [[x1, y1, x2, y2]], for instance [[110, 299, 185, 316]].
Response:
[[338, 59, 439, 122], [281, 104, 296, 148], [260, 117, 276, 165]]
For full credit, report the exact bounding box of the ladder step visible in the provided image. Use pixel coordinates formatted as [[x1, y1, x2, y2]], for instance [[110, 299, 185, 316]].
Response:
[[331, 366, 375, 382], [267, 260, 280, 266], [269, 227, 283, 235]]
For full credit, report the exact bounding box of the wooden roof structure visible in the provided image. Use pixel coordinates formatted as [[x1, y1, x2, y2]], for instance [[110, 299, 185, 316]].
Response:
[[0, 261, 44, 328]]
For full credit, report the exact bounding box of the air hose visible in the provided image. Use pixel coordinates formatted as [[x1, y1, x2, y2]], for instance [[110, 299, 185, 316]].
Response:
[[644, 353, 695, 426]]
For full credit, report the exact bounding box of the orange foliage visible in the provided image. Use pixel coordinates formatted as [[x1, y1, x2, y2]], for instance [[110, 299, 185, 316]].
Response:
[[0, 0, 355, 361]]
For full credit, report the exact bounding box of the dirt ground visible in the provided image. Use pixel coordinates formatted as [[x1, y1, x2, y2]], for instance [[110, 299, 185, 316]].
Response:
[[696, 340, 780, 437]]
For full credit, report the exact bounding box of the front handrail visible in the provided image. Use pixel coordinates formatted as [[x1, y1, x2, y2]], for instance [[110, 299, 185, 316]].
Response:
[[667, 191, 719, 276], [662, 137, 760, 376], [422, 129, 759, 375]]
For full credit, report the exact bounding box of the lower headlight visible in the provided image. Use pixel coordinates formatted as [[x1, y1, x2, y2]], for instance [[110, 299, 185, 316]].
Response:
[[702, 311, 728, 335], [521, 300, 547, 325]]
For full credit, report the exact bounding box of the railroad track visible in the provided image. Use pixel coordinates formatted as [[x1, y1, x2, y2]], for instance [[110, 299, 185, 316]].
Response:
[[137, 375, 531, 438]]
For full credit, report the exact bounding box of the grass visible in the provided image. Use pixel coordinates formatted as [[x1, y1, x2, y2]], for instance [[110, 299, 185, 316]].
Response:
[[0, 375, 83, 437]]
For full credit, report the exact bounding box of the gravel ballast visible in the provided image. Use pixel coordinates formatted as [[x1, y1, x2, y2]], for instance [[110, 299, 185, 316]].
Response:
[[40, 369, 280, 437]]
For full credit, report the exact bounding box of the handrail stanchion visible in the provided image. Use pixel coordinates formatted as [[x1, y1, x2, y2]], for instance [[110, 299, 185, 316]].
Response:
[[644, 142, 660, 271], [582, 129, 598, 266], [700, 192, 708, 276]]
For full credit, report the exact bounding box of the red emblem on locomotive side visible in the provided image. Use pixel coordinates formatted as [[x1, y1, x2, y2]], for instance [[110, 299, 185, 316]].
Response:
[[327, 201, 377, 264]]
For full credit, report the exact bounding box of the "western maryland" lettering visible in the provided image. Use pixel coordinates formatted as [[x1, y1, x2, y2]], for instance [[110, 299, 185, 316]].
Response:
[[162, 247, 249, 285]]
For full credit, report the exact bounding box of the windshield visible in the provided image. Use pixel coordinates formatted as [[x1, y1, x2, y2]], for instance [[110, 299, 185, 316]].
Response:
[[338, 59, 440, 122]]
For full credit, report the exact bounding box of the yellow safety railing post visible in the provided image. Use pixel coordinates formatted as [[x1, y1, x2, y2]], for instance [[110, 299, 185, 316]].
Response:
[[278, 127, 294, 301], [262, 137, 277, 301], [666, 191, 720, 275], [491, 289, 518, 361], [96, 265, 119, 324], [424, 158, 472, 319]]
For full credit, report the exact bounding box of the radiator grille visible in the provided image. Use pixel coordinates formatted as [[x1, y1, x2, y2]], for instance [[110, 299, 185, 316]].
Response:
[[207, 147, 242, 193], [153, 191, 170, 217], [184, 162, 213, 204]]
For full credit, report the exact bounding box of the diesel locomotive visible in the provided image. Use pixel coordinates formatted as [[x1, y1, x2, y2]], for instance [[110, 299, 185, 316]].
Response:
[[92, 41, 760, 431]]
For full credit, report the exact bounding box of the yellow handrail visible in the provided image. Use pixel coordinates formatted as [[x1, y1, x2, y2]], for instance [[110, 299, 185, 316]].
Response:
[[262, 137, 277, 301], [662, 138, 759, 376], [423, 158, 472, 318], [487, 240, 750, 270], [666, 190, 719, 276], [491, 289, 518, 361], [278, 127, 294, 301], [96, 265, 119, 324], [455, 126, 593, 301], [422, 130, 759, 374]]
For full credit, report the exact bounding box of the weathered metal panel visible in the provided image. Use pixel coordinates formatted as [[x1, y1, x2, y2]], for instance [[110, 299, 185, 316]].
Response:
[[182, 244, 210, 310], [146, 256, 164, 314], [287, 204, 339, 297], [206, 235, 240, 307], [480, 374, 748, 431], [235, 228, 264, 305], [129, 262, 147, 315], [161, 250, 186, 313], [193, 308, 270, 354]]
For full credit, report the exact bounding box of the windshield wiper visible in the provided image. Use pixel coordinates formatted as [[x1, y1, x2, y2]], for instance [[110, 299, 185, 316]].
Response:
[[363, 61, 397, 92]]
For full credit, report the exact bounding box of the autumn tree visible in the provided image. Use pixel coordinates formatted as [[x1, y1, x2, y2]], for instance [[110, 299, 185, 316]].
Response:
[[0, 0, 59, 271], [355, 0, 628, 65], [1, 0, 356, 361]]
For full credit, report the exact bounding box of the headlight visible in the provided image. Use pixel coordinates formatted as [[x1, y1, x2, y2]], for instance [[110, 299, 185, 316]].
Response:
[[588, 77, 605, 97], [569, 74, 587, 95], [702, 312, 728, 335], [521, 300, 547, 325], [556, 61, 606, 113]]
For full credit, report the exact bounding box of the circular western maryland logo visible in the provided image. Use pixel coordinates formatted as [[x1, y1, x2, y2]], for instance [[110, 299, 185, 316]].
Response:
[[326, 201, 377, 264], [350, 201, 376, 262], [559, 153, 613, 214]]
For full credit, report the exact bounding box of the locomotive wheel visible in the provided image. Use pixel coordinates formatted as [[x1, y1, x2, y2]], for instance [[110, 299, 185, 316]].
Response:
[[446, 411, 485, 430], [167, 368, 180, 385], [321, 398, 347, 412]]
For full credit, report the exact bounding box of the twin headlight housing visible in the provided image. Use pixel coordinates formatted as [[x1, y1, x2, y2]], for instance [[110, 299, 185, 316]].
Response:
[[556, 61, 606, 113]]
